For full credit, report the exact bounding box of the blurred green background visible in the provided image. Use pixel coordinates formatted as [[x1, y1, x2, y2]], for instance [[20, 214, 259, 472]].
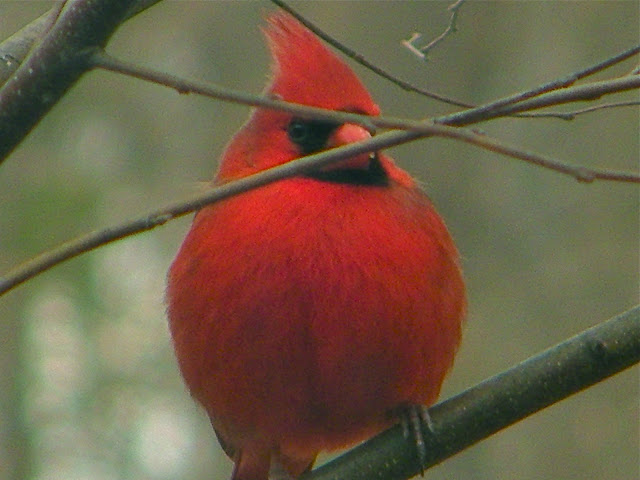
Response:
[[0, 1, 638, 480]]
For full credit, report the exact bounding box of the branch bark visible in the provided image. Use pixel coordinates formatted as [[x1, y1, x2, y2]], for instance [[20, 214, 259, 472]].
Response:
[[0, 5, 636, 480], [0, 0, 163, 163], [307, 305, 640, 480], [0, 0, 134, 162], [0, 5, 63, 85]]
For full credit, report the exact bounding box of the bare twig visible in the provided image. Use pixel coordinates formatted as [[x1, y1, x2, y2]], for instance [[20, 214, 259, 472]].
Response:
[[402, 0, 465, 60], [1, 118, 637, 295], [269, 0, 638, 125], [438, 126, 640, 183], [93, 37, 639, 133], [440, 45, 640, 126], [450, 74, 640, 123], [91, 50, 379, 131], [91, 50, 639, 183], [307, 305, 640, 480], [269, 0, 473, 108], [0, 130, 423, 295], [528, 100, 640, 120]]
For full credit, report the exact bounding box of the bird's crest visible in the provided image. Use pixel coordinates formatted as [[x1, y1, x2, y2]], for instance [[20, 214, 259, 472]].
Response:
[[264, 12, 379, 115]]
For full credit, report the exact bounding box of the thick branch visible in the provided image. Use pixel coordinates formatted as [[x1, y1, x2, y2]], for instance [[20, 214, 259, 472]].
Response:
[[307, 305, 640, 480], [0, 5, 63, 86], [0, 0, 133, 162], [0, 0, 163, 164]]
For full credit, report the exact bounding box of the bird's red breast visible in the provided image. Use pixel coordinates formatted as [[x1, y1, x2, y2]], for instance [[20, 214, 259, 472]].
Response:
[[166, 12, 465, 480]]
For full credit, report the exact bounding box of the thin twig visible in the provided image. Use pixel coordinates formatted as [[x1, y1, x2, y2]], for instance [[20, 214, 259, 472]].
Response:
[[0, 129, 423, 295], [269, 0, 473, 108], [449, 74, 640, 123], [91, 50, 380, 131], [92, 49, 639, 134], [93, 38, 639, 132], [269, 0, 638, 124], [440, 44, 640, 126], [530, 101, 640, 120], [91, 50, 640, 184], [1, 119, 637, 295], [439, 126, 640, 183], [402, 0, 465, 60]]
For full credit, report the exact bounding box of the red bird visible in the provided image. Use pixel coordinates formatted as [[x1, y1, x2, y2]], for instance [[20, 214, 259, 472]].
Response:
[[167, 12, 465, 480]]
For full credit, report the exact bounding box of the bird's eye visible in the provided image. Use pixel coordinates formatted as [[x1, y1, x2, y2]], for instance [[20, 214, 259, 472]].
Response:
[[286, 118, 339, 155], [287, 120, 310, 144]]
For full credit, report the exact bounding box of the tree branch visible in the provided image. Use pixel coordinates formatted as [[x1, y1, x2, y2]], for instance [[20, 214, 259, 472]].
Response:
[[0, 4, 63, 86], [269, 0, 473, 108], [437, 45, 640, 126], [1, 119, 636, 296], [0, 0, 132, 162], [306, 305, 640, 480], [1, 28, 637, 296], [0, 0, 163, 164], [91, 50, 640, 183], [476, 75, 640, 120], [402, 0, 465, 61], [0, 130, 423, 296]]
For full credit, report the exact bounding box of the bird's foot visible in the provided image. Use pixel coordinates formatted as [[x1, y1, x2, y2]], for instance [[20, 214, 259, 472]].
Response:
[[396, 404, 435, 476]]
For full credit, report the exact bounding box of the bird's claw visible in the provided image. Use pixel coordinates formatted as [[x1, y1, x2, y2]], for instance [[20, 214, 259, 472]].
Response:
[[398, 404, 434, 476]]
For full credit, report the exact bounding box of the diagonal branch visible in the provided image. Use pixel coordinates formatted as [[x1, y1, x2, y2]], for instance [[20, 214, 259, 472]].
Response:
[[269, 0, 473, 108], [468, 75, 640, 120], [0, 4, 64, 86], [91, 50, 640, 184], [1, 120, 636, 296], [0, 0, 163, 164], [438, 45, 640, 126], [0, 0, 133, 163], [307, 305, 640, 480]]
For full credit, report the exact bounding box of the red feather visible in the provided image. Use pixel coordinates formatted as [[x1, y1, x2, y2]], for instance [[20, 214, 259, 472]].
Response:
[[167, 12, 465, 480]]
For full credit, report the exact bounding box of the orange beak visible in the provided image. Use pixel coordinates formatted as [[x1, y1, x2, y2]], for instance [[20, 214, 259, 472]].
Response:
[[323, 123, 374, 171]]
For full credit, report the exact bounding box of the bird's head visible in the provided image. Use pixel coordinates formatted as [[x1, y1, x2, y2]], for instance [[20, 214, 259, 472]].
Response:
[[217, 12, 384, 184]]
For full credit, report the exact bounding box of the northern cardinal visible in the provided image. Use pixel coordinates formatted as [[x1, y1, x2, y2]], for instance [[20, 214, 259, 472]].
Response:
[[167, 12, 465, 480]]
